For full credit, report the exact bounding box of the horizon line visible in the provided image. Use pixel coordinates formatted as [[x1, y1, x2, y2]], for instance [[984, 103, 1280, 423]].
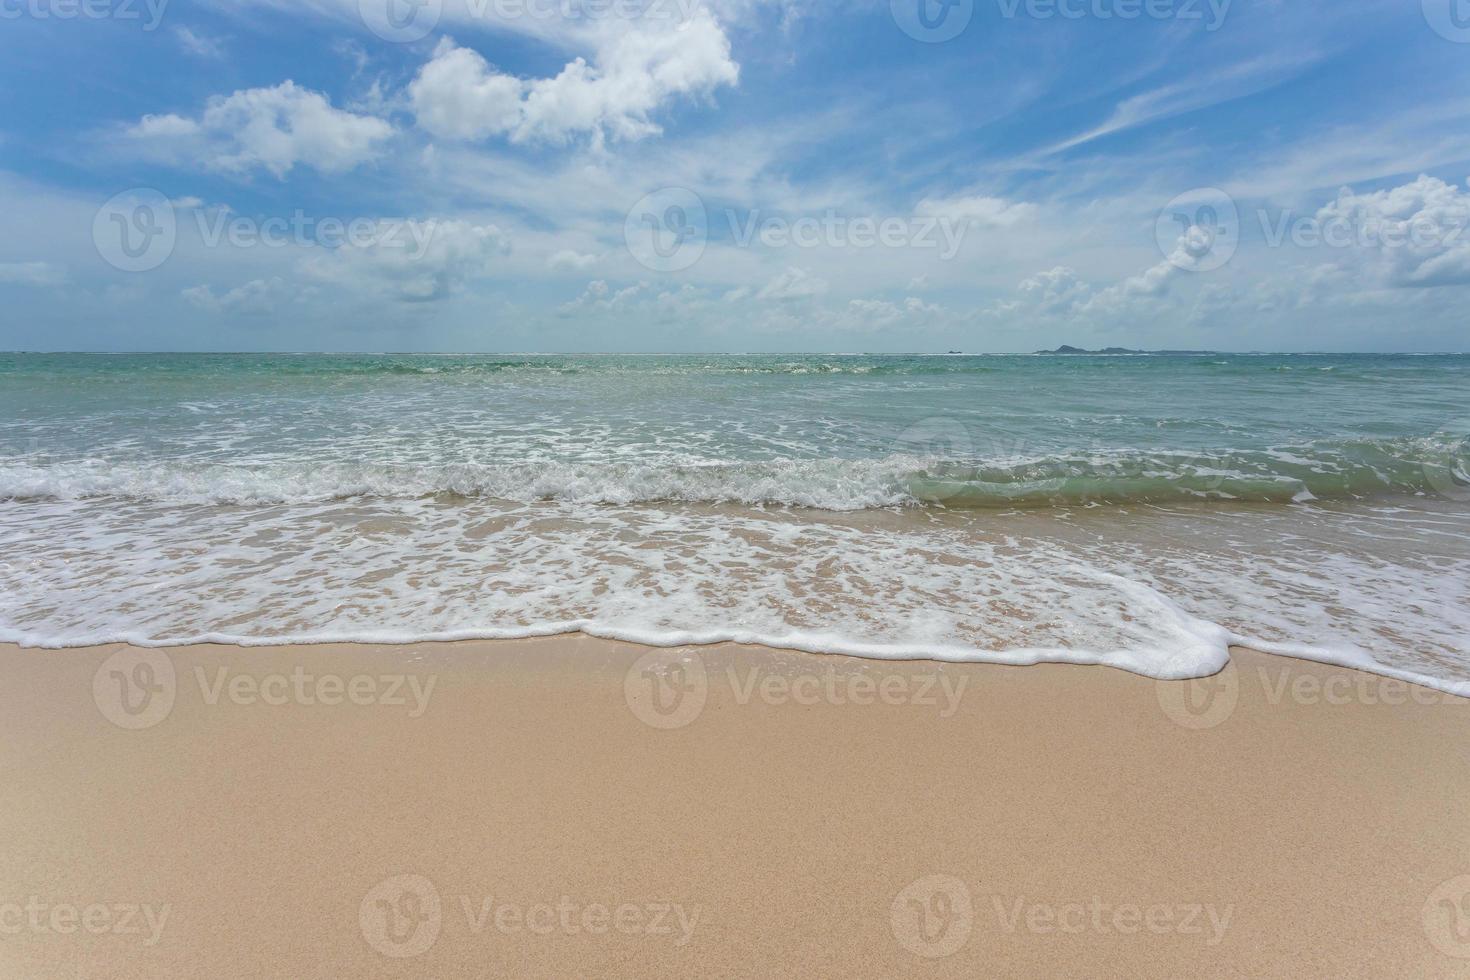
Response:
[[2, 350, 1467, 357]]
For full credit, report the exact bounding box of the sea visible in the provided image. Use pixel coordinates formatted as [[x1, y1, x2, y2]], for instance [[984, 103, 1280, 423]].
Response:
[[1, 352, 1467, 692]]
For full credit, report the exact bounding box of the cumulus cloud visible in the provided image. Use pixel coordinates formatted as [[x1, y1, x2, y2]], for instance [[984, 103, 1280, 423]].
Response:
[[410, 42, 525, 141], [410, 19, 738, 147], [548, 249, 600, 271], [843, 296, 946, 330], [127, 81, 392, 178], [1013, 266, 1092, 316], [559, 279, 651, 314], [301, 219, 510, 302], [1311, 175, 1470, 287], [757, 266, 827, 301], [183, 278, 288, 315]]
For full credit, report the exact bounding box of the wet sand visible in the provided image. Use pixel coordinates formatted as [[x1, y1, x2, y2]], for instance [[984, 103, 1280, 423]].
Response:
[[2, 638, 1468, 978]]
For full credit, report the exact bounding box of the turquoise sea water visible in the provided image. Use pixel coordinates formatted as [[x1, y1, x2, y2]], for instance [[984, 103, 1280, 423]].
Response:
[[1, 352, 1467, 689]]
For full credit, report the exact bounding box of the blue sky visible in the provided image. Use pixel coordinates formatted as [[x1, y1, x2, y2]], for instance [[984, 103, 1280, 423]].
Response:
[[2, 0, 1470, 351]]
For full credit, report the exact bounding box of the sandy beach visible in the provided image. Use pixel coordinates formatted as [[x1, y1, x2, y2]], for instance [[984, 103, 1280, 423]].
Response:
[[0, 638, 1467, 978]]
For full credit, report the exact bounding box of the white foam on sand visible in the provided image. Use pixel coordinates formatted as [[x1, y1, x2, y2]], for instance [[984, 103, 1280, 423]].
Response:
[[2, 495, 1467, 696]]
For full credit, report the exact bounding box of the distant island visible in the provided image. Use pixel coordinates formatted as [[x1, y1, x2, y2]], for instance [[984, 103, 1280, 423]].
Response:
[[1035, 345, 1216, 355]]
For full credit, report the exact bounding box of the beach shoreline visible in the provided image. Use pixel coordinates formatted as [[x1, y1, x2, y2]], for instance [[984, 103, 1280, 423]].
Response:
[[3, 637, 1469, 977]]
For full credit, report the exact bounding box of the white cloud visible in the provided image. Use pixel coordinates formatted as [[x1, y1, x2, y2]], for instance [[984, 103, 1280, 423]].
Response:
[[183, 278, 287, 315], [548, 248, 600, 271], [410, 18, 738, 147], [301, 219, 511, 302], [128, 81, 393, 178], [843, 298, 903, 328], [842, 295, 947, 331], [174, 26, 225, 59], [1014, 266, 1091, 315], [131, 113, 201, 138], [0, 261, 66, 286], [559, 278, 652, 314], [915, 195, 1037, 228], [410, 41, 526, 141], [757, 266, 827, 301], [1311, 175, 1470, 287], [1042, 53, 1320, 156]]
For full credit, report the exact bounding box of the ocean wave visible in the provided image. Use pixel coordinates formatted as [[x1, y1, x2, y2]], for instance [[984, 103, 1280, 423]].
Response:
[[0, 436, 1464, 509], [3, 493, 1468, 696]]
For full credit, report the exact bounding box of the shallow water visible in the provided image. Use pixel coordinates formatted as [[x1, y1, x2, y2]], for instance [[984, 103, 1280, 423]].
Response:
[[1, 353, 1466, 691]]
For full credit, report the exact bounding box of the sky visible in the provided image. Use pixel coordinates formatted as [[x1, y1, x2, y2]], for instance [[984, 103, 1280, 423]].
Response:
[[2, 0, 1470, 352]]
